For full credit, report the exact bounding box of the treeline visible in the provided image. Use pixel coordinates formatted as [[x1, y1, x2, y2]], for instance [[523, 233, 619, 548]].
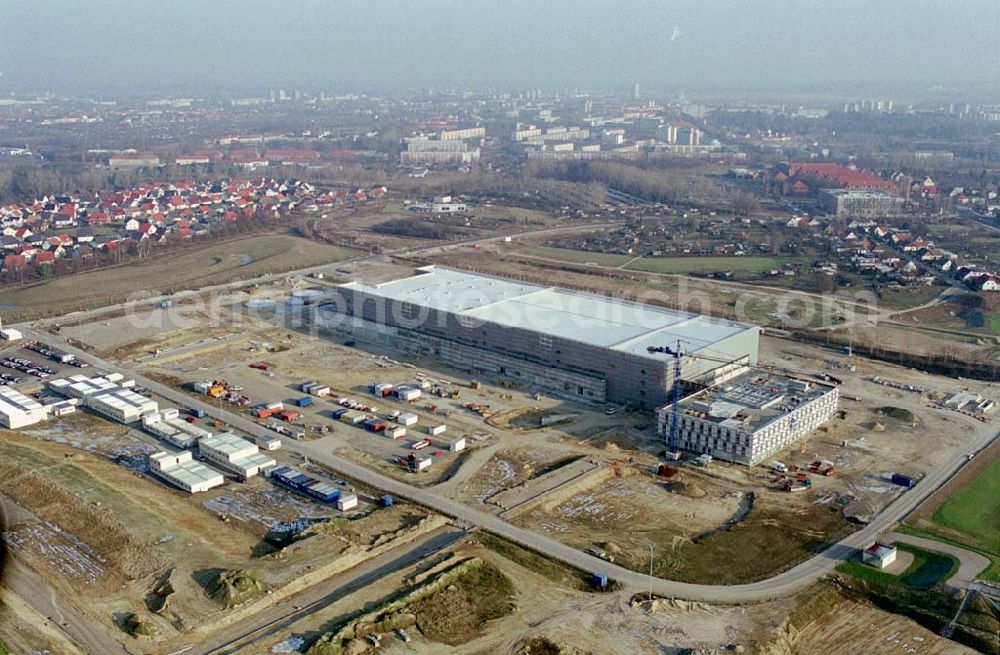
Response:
[[530, 160, 686, 204], [369, 217, 482, 240], [789, 329, 1000, 382]]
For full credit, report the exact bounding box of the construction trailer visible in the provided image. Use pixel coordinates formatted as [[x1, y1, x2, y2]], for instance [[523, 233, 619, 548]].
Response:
[[142, 410, 212, 448], [0, 387, 49, 428], [86, 388, 159, 424], [337, 494, 359, 511], [0, 328, 22, 341], [47, 374, 120, 399], [198, 432, 276, 478], [255, 434, 282, 451], [396, 412, 418, 427], [148, 451, 224, 494], [436, 436, 466, 452], [269, 466, 341, 503]]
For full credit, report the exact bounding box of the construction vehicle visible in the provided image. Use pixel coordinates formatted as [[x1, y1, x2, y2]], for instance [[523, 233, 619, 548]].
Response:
[[809, 460, 835, 475]]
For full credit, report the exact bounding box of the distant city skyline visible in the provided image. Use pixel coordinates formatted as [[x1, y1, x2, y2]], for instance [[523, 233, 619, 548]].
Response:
[[2, 0, 998, 99]]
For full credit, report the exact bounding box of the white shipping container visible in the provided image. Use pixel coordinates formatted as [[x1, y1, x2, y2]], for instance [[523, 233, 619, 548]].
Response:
[[428, 424, 447, 436], [337, 494, 358, 510], [255, 434, 282, 450], [161, 408, 180, 420], [397, 413, 418, 426], [397, 388, 422, 401], [386, 426, 407, 439], [441, 436, 466, 452], [414, 457, 432, 471], [0, 329, 22, 341]]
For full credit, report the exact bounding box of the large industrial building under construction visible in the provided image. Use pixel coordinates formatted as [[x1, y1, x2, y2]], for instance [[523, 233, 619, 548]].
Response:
[[657, 370, 839, 465], [317, 266, 760, 409]]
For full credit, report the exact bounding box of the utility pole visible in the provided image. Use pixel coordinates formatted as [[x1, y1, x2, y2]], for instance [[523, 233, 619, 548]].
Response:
[[648, 542, 655, 601]]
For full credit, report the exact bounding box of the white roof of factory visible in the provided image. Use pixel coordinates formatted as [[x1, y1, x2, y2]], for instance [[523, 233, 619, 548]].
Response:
[[233, 452, 276, 470], [0, 387, 45, 414], [91, 388, 154, 410], [150, 452, 223, 486], [200, 432, 258, 456], [341, 266, 757, 361]]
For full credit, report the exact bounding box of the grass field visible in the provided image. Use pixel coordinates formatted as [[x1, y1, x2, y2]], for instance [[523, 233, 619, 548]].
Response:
[[931, 456, 1000, 557], [516, 245, 633, 267], [836, 544, 959, 590], [0, 230, 358, 321], [625, 255, 791, 275], [984, 310, 1000, 335], [896, 525, 1000, 581], [877, 286, 945, 311]]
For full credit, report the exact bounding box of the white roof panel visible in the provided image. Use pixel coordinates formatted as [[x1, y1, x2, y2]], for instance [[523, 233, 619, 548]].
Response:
[[342, 266, 756, 362]]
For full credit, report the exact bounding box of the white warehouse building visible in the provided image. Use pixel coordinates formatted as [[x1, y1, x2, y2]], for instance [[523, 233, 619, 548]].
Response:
[[143, 410, 213, 448], [658, 371, 839, 465], [47, 374, 119, 399], [148, 451, 224, 494], [85, 388, 159, 424], [0, 387, 50, 429], [198, 432, 276, 479]]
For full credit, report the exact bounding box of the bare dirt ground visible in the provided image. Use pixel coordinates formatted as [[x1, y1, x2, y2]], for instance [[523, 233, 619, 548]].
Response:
[[29, 267, 996, 652], [226, 535, 974, 655], [0, 422, 446, 654], [71, 286, 997, 586]]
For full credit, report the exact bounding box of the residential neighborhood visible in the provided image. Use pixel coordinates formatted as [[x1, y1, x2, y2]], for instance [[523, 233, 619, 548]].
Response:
[[0, 178, 387, 276]]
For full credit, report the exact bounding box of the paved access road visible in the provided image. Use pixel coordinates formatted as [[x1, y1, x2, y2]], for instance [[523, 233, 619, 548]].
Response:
[[883, 531, 992, 590], [195, 526, 466, 655], [30, 329, 999, 605]]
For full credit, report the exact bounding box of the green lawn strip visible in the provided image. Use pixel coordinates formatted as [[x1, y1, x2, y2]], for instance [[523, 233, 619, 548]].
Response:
[[895, 525, 1000, 582], [836, 543, 959, 590], [930, 457, 1000, 554], [626, 255, 789, 275], [516, 245, 632, 267]]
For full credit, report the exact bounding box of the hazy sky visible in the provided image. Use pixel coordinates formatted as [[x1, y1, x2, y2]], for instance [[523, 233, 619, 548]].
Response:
[[3, 0, 998, 97]]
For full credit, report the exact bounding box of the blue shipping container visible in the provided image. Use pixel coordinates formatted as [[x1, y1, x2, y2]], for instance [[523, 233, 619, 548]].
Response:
[[190, 408, 205, 418], [270, 466, 341, 503], [379, 494, 394, 507], [295, 396, 314, 408], [591, 572, 608, 588], [890, 473, 916, 488]]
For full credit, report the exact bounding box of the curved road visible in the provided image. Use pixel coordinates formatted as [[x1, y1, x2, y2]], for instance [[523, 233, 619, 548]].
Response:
[[26, 329, 1000, 605], [882, 531, 992, 590]]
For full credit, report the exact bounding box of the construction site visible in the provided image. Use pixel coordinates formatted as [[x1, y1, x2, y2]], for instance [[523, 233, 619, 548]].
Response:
[[0, 258, 994, 654], [68, 268, 997, 578]]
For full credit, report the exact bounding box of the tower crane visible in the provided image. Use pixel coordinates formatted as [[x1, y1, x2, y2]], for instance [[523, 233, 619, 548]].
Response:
[[646, 340, 687, 460]]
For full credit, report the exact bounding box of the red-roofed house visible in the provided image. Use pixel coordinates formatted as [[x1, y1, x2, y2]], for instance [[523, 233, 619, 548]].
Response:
[[4, 254, 25, 270]]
